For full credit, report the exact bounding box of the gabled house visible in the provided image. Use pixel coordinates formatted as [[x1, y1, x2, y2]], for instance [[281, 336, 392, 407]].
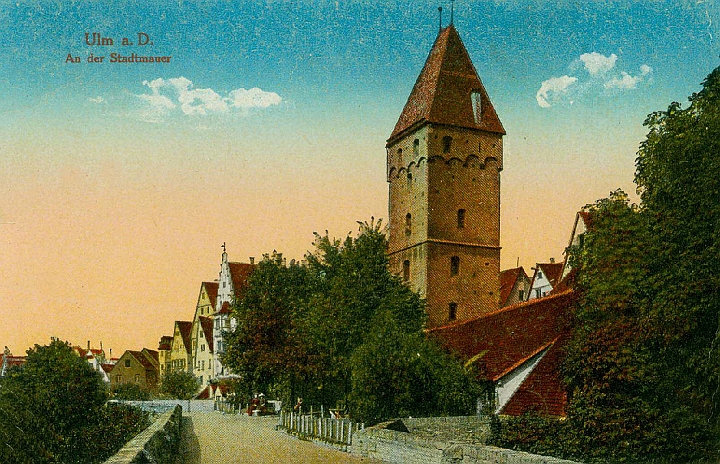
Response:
[[157, 335, 173, 379], [499, 267, 531, 307], [170, 321, 193, 373], [190, 281, 218, 388], [213, 246, 254, 377], [528, 261, 564, 300], [109, 349, 160, 391], [560, 211, 593, 282], [428, 290, 576, 416]]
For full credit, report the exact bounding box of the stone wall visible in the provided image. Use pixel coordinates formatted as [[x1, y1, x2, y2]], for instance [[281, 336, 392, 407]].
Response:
[[351, 417, 579, 464], [104, 404, 183, 464]]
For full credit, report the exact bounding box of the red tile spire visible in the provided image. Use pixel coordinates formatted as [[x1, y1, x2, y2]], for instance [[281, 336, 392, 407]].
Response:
[[388, 25, 505, 144]]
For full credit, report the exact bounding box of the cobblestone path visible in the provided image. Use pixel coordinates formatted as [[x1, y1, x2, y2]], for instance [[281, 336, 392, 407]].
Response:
[[177, 411, 377, 463]]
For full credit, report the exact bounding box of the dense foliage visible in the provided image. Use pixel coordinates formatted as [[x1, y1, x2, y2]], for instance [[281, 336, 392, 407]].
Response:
[[496, 66, 720, 462], [223, 220, 481, 424], [0, 340, 150, 463], [159, 370, 201, 399], [112, 382, 152, 400]]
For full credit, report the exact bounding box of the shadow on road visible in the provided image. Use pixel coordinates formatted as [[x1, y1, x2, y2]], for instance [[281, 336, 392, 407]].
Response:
[[177, 416, 201, 464]]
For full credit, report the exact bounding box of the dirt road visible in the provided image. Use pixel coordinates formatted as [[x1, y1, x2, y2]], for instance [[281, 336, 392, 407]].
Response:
[[178, 411, 377, 463]]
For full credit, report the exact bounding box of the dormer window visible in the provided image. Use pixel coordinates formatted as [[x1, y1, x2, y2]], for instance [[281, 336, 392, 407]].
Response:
[[471, 90, 482, 124]]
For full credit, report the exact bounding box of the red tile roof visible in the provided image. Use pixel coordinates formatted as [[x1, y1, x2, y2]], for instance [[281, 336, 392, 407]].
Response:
[[199, 316, 214, 353], [128, 350, 158, 372], [158, 335, 173, 351], [218, 301, 232, 315], [228, 262, 254, 299], [101, 363, 114, 374], [175, 321, 193, 354], [499, 267, 528, 306], [536, 262, 564, 288], [202, 281, 219, 310], [388, 25, 505, 144], [427, 291, 577, 416]]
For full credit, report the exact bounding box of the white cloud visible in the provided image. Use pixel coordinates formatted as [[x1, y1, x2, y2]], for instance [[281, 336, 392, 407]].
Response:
[[136, 77, 282, 122], [227, 88, 282, 109], [604, 65, 652, 90], [88, 96, 106, 104], [536, 75, 578, 108], [580, 52, 617, 76]]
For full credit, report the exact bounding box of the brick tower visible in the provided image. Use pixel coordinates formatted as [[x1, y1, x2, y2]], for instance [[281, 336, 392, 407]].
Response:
[[387, 24, 505, 328]]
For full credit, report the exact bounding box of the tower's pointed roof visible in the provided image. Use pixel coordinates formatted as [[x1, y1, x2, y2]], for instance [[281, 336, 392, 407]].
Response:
[[388, 25, 505, 144]]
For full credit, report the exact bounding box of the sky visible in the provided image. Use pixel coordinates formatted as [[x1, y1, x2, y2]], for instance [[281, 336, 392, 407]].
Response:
[[1, 0, 719, 356]]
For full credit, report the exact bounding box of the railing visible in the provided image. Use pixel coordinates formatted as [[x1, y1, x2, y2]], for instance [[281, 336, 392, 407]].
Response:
[[279, 411, 359, 447], [215, 398, 240, 413]]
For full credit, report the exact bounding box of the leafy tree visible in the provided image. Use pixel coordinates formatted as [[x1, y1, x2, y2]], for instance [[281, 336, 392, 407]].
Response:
[[224, 219, 480, 421], [0, 339, 149, 463], [159, 370, 200, 399], [111, 382, 151, 400]]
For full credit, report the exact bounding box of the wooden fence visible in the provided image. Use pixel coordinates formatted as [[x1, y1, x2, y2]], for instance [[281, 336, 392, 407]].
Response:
[[279, 411, 360, 446]]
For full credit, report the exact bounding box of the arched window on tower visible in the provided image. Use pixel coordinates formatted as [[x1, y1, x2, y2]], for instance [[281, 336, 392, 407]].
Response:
[[471, 90, 482, 124], [442, 136, 453, 153], [457, 209, 466, 228], [407, 171, 412, 186], [450, 256, 460, 276], [405, 213, 412, 236], [449, 302, 458, 321], [403, 260, 410, 282], [413, 138, 420, 157]]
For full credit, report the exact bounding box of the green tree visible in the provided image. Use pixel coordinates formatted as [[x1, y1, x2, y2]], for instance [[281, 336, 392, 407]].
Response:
[[0, 339, 149, 463], [111, 382, 151, 400], [159, 370, 200, 399]]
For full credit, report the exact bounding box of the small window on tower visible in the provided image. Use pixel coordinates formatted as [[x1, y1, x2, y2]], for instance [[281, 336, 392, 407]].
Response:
[[471, 90, 482, 124], [405, 213, 412, 236], [413, 138, 420, 157], [407, 171, 412, 186], [449, 302, 458, 320], [442, 136, 453, 153], [450, 256, 460, 276], [457, 209, 466, 228], [403, 260, 410, 281]]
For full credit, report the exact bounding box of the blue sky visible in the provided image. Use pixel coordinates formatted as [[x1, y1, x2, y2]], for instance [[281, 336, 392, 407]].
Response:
[[1, 0, 719, 353]]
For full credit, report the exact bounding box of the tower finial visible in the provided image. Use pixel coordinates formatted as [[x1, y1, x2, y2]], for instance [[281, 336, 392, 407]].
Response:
[[450, 0, 454, 25], [438, 6, 443, 32], [222, 242, 226, 253]]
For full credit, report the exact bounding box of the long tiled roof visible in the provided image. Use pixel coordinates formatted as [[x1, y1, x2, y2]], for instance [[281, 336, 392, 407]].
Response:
[[427, 290, 577, 416], [536, 262, 564, 288], [175, 321, 193, 354], [388, 24, 504, 144]]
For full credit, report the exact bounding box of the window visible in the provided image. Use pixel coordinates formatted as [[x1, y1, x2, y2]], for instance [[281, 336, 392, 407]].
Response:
[[134, 374, 140, 384], [457, 209, 466, 228], [449, 303, 458, 321], [518, 290, 525, 301], [125, 359, 131, 368], [407, 171, 412, 186], [471, 91, 482, 124], [450, 256, 460, 276], [202, 360, 205, 370], [538, 271, 543, 279], [201, 344, 205, 352], [442, 135, 453, 153], [413, 138, 420, 157], [116, 375, 122, 383], [536, 288, 542, 298], [200, 375, 203, 384], [405, 213, 412, 236], [403, 260, 410, 282]]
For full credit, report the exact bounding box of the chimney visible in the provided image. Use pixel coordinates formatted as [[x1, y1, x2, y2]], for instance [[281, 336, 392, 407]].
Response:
[[87, 340, 90, 351], [249, 257, 255, 265], [550, 257, 555, 264]]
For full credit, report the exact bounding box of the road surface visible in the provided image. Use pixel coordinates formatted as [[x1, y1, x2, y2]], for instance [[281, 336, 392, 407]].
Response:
[[177, 411, 378, 463]]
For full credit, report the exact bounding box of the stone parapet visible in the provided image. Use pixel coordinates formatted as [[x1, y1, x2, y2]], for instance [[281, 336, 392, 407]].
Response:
[[104, 404, 182, 464]]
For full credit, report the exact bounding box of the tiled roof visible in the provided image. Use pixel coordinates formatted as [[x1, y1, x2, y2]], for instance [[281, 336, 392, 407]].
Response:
[[175, 321, 193, 354], [199, 316, 214, 353], [128, 350, 157, 372], [101, 363, 114, 374], [427, 291, 576, 416], [499, 267, 527, 306], [158, 335, 173, 351], [500, 334, 569, 417], [388, 25, 504, 144], [218, 301, 232, 315], [228, 262, 254, 299], [537, 262, 564, 288], [203, 281, 219, 309], [142, 349, 159, 365], [4, 355, 26, 369]]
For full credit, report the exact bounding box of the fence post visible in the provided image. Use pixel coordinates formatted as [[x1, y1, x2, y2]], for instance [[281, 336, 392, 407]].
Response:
[[348, 421, 353, 445]]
